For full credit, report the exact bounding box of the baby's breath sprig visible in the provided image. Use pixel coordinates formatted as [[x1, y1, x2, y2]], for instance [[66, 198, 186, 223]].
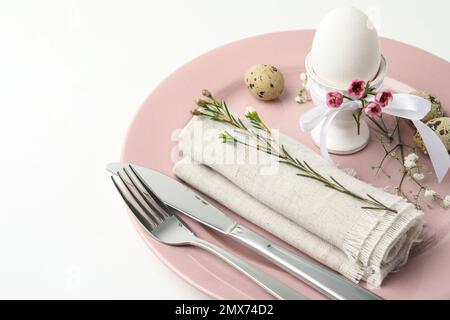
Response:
[[371, 118, 448, 210], [191, 90, 397, 213]]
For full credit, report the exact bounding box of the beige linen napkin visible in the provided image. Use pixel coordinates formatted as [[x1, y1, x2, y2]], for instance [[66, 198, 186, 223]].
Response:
[[173, 116, 424, 286]]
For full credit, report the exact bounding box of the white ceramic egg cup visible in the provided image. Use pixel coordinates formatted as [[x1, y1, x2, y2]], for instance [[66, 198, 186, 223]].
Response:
[[304, 54, 387, 155]]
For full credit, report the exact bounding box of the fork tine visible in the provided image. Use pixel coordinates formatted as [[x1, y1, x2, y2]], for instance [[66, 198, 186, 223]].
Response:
[[123, 167, 166, 221], [129, 165, 172, 216], [111, 176, 155, 233], [116, 171, 159, 225]]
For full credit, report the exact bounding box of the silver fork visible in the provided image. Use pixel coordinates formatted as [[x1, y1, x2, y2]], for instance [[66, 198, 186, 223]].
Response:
[[111, 165, 306, 300]]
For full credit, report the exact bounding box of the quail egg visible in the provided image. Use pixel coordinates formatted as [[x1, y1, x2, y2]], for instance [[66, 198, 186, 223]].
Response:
[[245, 64, 284, 101], [414, 117, 450, 153], [410, 90, 443, 123]]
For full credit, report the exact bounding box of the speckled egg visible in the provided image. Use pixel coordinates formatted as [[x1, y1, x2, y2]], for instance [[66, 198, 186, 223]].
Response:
[[245, 64, 284, 101], [410, 90, 443, 123], [414, 117, 450, 153]]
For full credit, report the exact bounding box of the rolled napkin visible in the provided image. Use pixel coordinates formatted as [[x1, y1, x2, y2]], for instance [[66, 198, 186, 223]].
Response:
[[173, 115, 424, 286]]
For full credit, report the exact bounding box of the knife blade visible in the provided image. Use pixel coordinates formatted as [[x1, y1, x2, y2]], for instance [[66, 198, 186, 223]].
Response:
[[107, 162, 383, 300]]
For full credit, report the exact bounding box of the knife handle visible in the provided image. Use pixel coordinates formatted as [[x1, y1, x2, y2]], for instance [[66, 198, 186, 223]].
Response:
[[229, 224, 382, 300]]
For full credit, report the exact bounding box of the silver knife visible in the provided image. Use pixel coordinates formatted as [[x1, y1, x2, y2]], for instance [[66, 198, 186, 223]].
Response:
[[107, 162, 383, 300]]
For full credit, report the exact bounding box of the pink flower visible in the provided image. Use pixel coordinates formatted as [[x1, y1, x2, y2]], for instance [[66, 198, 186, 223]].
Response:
[[375, 90, 393, 107], [326, 92, 344, 108], [365, 102, 382, 117], [348, 80, 366, 99]]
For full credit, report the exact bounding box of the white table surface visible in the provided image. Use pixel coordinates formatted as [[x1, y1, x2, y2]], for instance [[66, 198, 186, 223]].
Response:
[[0, 0, 448, 299]]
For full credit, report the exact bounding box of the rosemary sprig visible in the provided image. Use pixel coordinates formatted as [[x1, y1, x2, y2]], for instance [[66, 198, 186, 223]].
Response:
[[191, 90, 397, 213]]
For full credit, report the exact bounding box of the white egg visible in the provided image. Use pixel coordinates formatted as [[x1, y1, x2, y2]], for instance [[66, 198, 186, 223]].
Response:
[[310, 6, 381, 89]]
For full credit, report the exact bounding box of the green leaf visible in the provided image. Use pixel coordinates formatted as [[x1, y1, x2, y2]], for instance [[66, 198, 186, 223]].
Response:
[[237, 118, 247, 130], [366, 194, 384, 205], [329, 176, 346, 189]]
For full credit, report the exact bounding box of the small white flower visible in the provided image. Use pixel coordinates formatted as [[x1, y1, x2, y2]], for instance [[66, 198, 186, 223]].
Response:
[[404, 159, 415, 169], [424, 189, 437, 198], [245, 106, 256, 116], [413, 173, 425, 181], [404, 153, 419, 169], [443, 195, 450, 208], [424, 189, 436, 198], [299, 72, 307, 82], [405, 153, 419, 162], [295, 95, 304, 103]]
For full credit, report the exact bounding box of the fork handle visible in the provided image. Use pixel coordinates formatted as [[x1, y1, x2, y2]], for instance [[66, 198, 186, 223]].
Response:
[[190, 238, 307, 300]]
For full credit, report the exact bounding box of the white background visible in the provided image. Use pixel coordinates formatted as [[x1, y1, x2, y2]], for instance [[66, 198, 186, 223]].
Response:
[[0, 0, 448, 299]]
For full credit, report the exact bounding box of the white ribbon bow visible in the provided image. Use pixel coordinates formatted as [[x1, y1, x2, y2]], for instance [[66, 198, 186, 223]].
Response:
[[300, 89, 450, 183]]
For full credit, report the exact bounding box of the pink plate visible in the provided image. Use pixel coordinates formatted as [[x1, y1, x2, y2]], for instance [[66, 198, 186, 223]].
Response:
[[121, 30, 450, 299]]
